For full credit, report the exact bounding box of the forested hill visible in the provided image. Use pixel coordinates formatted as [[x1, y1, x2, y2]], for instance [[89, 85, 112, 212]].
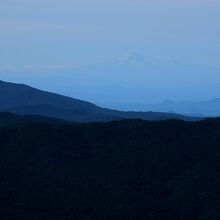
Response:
[[0, 114, 220, 219], [0, 80, 199, 122]]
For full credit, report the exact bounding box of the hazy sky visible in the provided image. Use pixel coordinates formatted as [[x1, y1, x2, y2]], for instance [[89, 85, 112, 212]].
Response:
[[0, 0, 220, 104], [0, 0, 220, 68]]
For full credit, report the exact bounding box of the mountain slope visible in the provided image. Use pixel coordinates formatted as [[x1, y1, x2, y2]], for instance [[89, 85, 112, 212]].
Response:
[[0, 80, 197, 122], [0, 114, 220, 219]]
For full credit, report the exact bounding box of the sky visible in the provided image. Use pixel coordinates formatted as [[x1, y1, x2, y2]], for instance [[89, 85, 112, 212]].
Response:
[[0, 0, 220, 104]]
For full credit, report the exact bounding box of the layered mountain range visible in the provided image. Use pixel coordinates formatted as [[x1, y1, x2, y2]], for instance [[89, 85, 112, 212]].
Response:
[[0, 80, 197, 122], [101, 99, 220, 117]]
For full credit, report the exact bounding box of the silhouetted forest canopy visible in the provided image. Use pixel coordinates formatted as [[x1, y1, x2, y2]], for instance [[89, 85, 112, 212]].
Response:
[[0, 113, 220, 219]]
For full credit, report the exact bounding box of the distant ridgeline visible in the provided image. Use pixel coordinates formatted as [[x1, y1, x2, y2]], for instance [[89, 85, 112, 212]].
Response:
[[0, 80, 201, 122], [0, 113, 220, 219]]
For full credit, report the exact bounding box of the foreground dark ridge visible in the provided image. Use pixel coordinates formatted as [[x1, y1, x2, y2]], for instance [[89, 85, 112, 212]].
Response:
[[0, 80, 201, 122], [0, 113, 220, 220]]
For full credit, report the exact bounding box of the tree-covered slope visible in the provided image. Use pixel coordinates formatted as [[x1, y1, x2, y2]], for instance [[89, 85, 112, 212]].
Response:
[[0, 80, 199, 122], [0, 115, 220, 219]]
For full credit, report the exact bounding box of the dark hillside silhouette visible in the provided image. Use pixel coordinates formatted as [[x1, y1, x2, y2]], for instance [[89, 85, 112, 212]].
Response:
[[0, 80, 199, 122], [0, 114, 220, 219]]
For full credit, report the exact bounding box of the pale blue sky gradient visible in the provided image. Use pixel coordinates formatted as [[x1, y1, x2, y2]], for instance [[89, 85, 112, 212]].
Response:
[[1, 0, 220, 67], [0, 0, 220, 104]]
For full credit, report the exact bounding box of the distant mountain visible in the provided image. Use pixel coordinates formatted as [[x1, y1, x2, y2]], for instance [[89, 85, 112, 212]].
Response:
[[144, 99, 220, 117], [0, 113, 220, 219], [0, 80, 198, 122], [101, 99, 220, 117]]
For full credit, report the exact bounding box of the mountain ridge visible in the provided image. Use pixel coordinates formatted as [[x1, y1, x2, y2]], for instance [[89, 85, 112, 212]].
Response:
[[0, 80, 199, 122], [101, 98, 220, 117]]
